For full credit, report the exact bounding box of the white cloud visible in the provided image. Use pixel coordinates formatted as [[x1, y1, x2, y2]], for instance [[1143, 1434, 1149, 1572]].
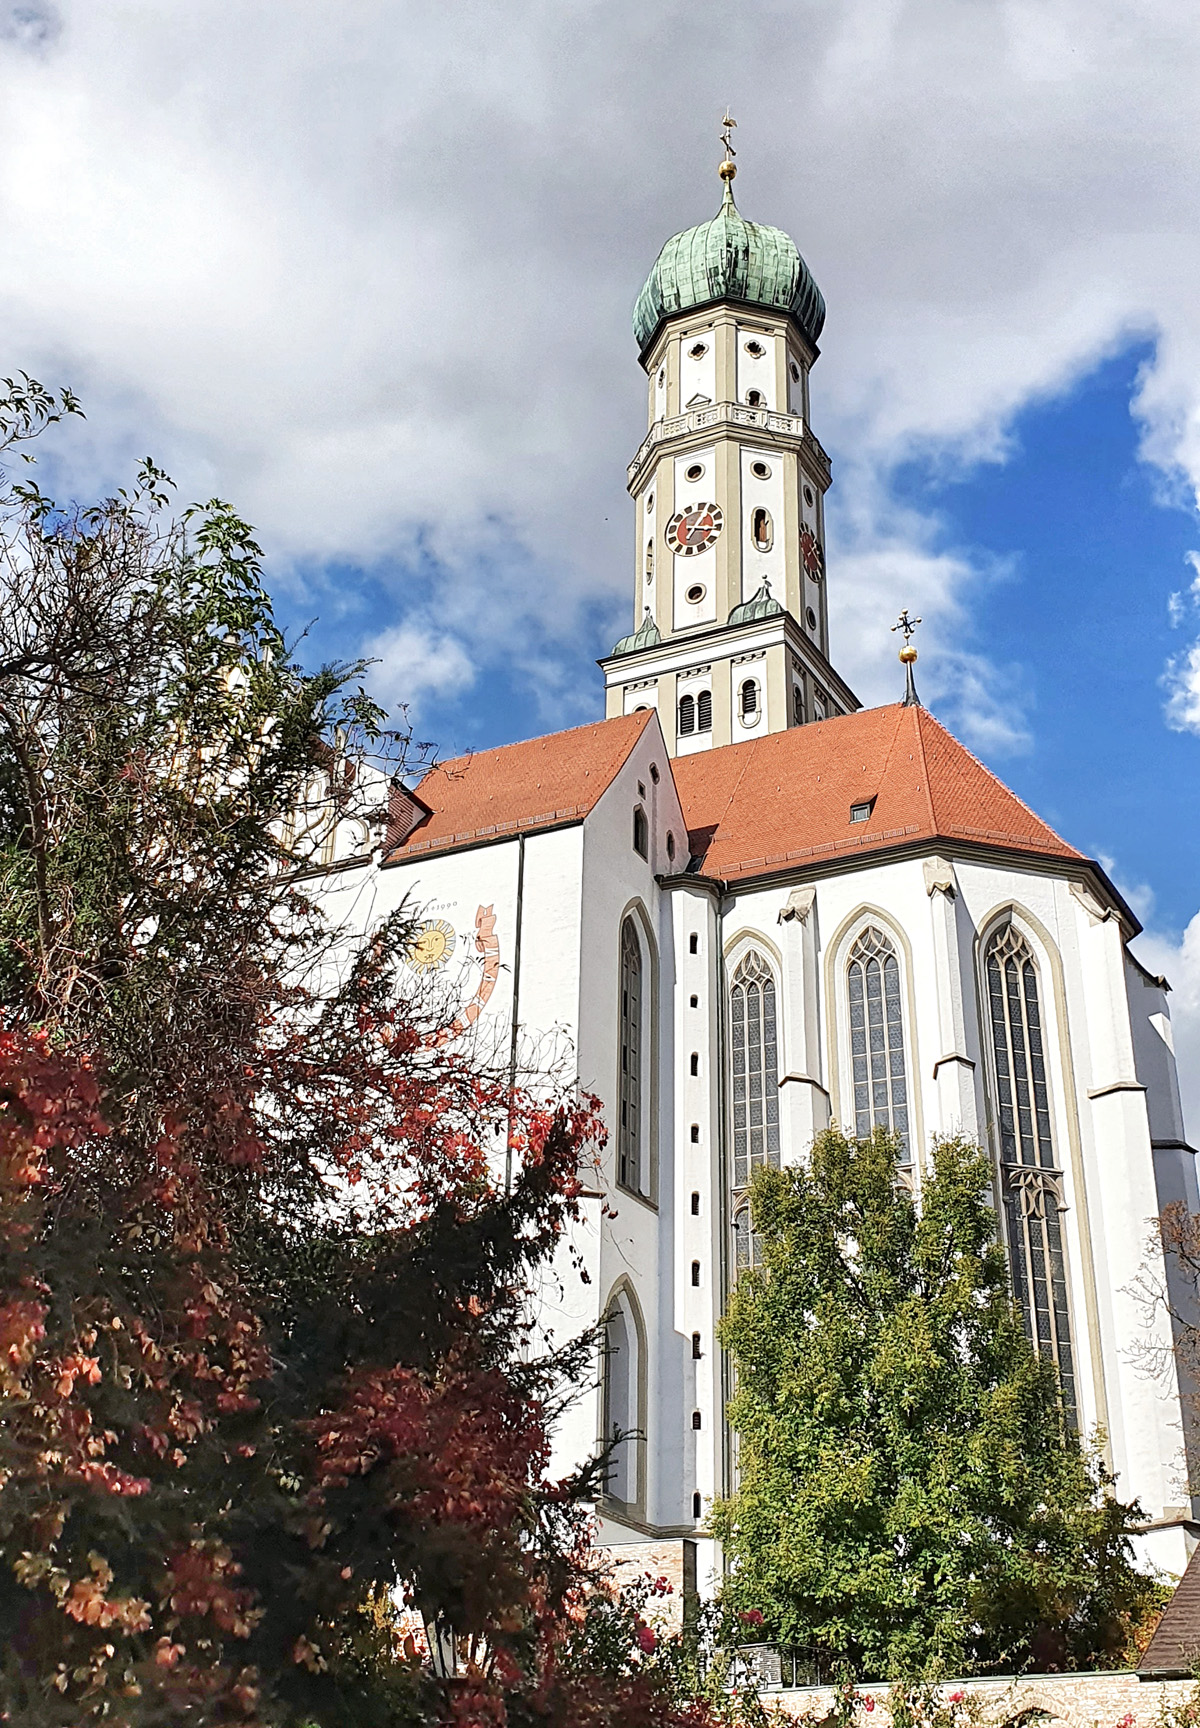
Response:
[[359, 620, 475, 720], [2, 0, 1200, 741]]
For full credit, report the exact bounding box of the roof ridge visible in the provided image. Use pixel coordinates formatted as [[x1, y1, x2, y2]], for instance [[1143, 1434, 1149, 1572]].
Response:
[[916, 706, 1077, 855], [425, 708, 652, 785], [908, 705, 938, 835]]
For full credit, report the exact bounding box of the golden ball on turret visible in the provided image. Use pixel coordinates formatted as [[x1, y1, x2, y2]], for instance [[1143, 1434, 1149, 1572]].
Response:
[[899, 644, 918, 664], [718, 159, 737, 182]]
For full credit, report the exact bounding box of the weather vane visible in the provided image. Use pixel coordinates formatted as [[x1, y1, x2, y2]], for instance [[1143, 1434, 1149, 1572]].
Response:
[[891, 610, 922, 707], [719, 111, 737, 184]]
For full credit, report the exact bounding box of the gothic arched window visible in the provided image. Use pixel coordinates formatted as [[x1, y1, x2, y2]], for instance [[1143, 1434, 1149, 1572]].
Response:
[[733, 1206, 765, 1274], [678, 693, 695, 736], [847, 926, 910, 1154], [618, 919, 643, 1193], [986, 924, 1077, 1424], [730, 950, 780, 1193], [602, 1290, 641, 1504], [696, 689, 713, 733]]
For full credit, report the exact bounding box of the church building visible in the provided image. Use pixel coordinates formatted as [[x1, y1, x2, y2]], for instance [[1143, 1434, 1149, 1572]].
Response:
[[346, 152, 1199, 1588]]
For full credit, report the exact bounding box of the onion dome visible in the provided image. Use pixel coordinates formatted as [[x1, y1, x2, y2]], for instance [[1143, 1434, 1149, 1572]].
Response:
[[612, 606, 663, 656], [633, 178, 825, 359], [728, 579, 784, 627]]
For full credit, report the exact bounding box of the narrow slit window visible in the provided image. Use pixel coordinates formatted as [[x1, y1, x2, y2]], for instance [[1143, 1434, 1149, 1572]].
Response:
[[692, 1333, 702, 1359], [632, 806, 648, 858], [751, 507, 773, 552], [740, 680, 758, 720], [690, 1261, 701, 1286], [696, 689, 713, 732]]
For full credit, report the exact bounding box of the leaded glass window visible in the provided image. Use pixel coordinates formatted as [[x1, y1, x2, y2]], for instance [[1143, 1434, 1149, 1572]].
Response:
[[619, 919, 642, 1192], [733, 1207, 764, 1274], [986, 924, 1077, 1426], [847, 926, 910, 1153], [730, 951, 780, 1192]]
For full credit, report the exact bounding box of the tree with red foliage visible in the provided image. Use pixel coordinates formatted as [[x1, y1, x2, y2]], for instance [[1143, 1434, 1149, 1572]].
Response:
[[0, 380, 711, 1728]]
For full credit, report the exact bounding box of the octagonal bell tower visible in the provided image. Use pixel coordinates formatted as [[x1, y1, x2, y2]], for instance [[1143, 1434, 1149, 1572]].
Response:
[[601, 149, 858, 756]]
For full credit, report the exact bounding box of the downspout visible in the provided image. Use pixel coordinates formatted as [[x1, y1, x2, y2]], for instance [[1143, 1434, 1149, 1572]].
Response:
[[505, 832, 527, 1195]]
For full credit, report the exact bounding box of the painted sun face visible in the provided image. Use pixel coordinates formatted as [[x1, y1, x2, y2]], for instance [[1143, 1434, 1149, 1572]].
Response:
[[666, 502, 723, 557], [406, 918, 456, 973]]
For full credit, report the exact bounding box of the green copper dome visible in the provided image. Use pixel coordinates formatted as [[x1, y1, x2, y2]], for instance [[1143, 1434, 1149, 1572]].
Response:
[[611, 607, 663, 657], [633, 180, 825, 358], [727, 579, 785, 627]]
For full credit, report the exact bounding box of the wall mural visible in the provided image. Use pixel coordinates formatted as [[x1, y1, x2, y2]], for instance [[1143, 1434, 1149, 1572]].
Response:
[[404, 904, 501, 1048]]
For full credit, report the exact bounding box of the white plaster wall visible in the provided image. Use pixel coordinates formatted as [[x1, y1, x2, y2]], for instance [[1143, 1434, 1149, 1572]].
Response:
[[735, 325, 776, 408], [672, 447, 719, 629], [786, 350, 806, 418], [679, 331, 716, 408], [729, 654, 768, 739], [675, 665, 714, 759], [710, 853, 1194, 1563], [577, 719, 689, 1535], [653, 353, 668, 423], [623, 680, 659, 717], [740, 445, 786, 603]]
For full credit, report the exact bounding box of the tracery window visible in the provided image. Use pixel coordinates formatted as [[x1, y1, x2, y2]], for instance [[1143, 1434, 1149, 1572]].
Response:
[[733, 1206, 765, 1274], [730, 950, 780, 1193], [619, 919, 643, 1193], [847, 926, 910, 1155], [986, 924, 1077, 1424]]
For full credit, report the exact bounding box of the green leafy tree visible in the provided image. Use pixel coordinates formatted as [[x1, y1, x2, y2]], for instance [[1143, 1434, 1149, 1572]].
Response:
[[0, 379, 713, 1728], [712, 1127, 1164, 1680]]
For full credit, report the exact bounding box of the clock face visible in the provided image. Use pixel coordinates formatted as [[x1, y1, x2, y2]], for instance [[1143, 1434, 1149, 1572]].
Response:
[[800, 527, 824, 578], [666, 502, 723, 557], [406, 918, 457, 974]]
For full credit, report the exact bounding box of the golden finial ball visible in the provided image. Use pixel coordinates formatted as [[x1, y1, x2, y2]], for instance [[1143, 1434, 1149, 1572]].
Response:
[[719, 159, 737, 182], [899, 645, 918, 664]]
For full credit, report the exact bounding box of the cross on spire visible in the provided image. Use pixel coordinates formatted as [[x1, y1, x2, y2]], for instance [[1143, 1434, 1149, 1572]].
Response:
[[891, 610, 922, 707], [719, 111, 737, 185]]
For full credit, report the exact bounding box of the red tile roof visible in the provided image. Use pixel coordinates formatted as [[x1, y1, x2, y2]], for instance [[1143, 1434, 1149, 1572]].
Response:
[[385, 709, 657, 863], [672, 703, 1082, 883]]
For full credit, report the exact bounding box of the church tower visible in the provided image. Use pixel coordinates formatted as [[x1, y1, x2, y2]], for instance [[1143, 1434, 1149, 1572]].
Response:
[[601, 146, 859, 755]]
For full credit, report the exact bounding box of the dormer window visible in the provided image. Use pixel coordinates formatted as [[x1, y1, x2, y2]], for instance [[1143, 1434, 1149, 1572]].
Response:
[[850, 798, 875, 824]]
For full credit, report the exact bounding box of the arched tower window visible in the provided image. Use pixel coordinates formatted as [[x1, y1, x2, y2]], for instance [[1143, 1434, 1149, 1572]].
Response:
[[729, 951, 780, 1193], [740, 679, 758, 720], [751, 507, 773, 551], [696, 689, 712, 732], [985, 924, 1077, 1424], [602, 1291, 641, 1504], [678, 693, 695, 736], [847, 926, 910, 1155], [619, 919, 643, 1193]]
